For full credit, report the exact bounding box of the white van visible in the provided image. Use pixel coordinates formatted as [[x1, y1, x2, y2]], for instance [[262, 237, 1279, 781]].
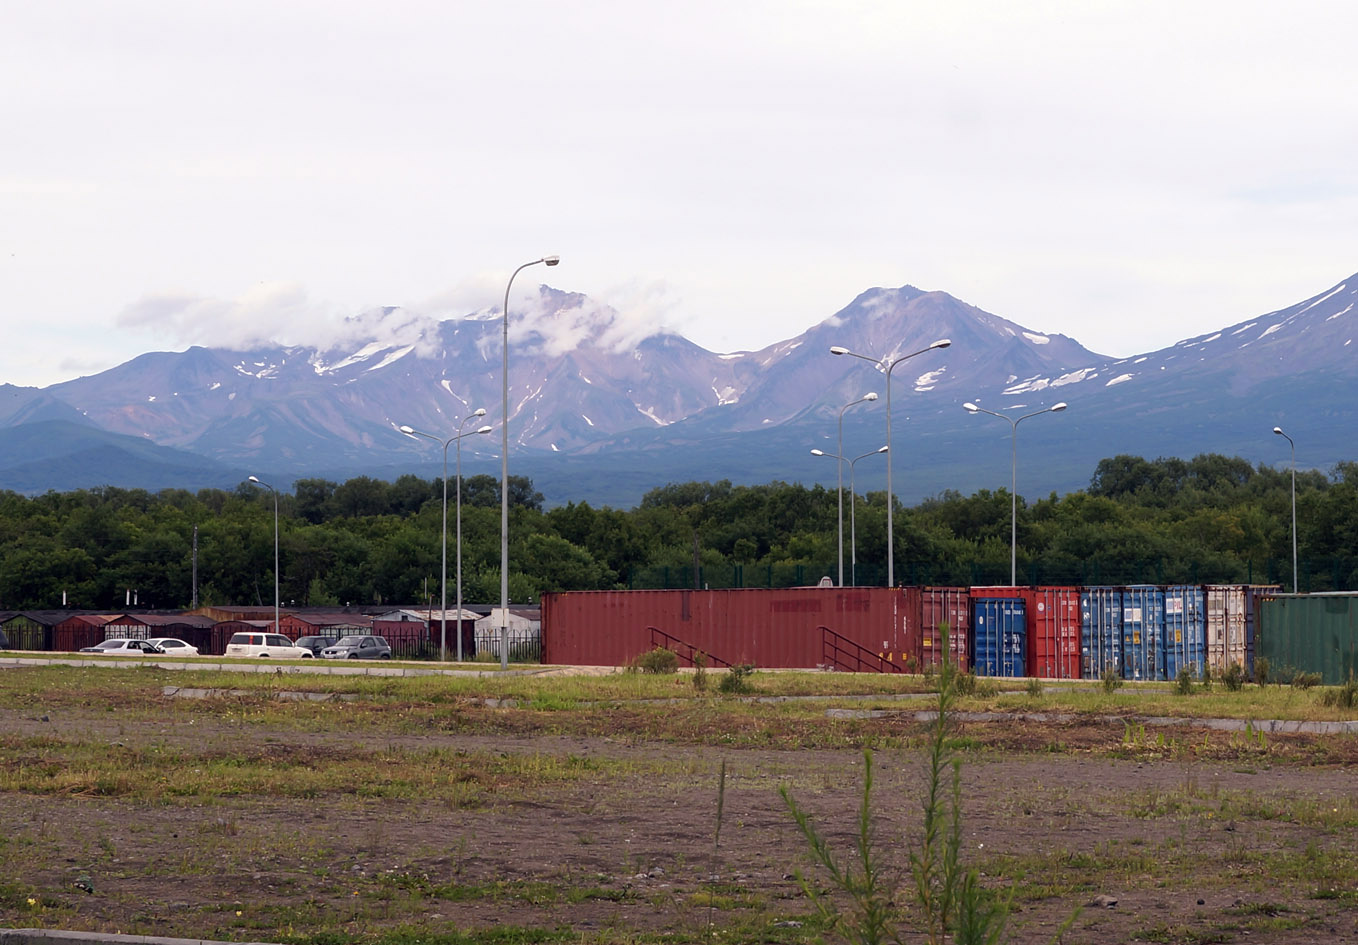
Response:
[[224, 632, 313, 659]]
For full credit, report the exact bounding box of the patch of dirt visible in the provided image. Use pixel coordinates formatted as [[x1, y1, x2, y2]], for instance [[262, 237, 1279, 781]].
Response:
[[2, 706, 1358, 943]]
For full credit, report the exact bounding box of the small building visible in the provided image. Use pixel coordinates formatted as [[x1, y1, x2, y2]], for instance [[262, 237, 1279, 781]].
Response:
[[277, 611, 373, 639], [373, 608, 480, 660], [0, 610, 70, 651]]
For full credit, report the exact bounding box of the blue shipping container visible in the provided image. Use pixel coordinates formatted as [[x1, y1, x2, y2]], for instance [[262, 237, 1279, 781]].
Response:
[[972, 597, 1026, 677], [1120, 585, 1164, 681], [1162, 585, 1206, 680], [1080, 587, 1121, 680]]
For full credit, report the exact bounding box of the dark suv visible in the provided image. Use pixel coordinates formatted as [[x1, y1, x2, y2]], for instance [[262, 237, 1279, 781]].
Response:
[[294, 635, 338, 657], [320, 635, 393, 659]]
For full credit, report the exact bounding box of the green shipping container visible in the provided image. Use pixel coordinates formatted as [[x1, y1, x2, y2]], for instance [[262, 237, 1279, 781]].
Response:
[[1256, 594, 1358, 685]]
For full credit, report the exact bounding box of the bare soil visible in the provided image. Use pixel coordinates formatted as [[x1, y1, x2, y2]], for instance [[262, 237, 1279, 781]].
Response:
[[3, 705, 1358, 943]]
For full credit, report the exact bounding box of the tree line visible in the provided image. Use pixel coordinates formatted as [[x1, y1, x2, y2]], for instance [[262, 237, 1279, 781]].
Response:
[[0, 454, 1354, 612]]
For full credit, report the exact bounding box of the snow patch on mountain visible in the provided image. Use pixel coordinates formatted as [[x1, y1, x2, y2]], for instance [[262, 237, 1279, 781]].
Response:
[[1022, 331, 1050, 345], [1106, 374, 1135, 387]]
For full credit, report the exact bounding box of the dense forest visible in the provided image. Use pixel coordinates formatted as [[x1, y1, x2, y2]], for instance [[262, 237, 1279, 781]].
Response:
[[0, 455, 1354, 611]]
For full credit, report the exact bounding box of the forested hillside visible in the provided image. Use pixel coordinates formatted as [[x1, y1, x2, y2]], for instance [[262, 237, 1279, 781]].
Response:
[[0, 455, 1354, 611]]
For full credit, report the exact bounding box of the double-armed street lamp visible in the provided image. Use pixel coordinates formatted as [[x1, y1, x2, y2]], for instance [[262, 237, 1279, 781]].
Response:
[[962, 401, 1067, 585], [401, 413, 493, 661], [501, 255, 559, 669], [849, 445, 888, 586], [1273, 426, 1298, 593], [247, 476, 280, 633], [817, 391, 878, 586], [830, 339, 950, 586]]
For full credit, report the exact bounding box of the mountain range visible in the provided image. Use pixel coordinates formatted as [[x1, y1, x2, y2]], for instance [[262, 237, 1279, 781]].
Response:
[[2, 272, 1354, 506]]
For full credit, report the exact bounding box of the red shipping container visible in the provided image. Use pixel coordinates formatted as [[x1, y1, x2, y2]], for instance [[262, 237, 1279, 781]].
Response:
[[1023, 586, 1082, 679], [541, 587, 908, 670], [917, 587, 970, 672]]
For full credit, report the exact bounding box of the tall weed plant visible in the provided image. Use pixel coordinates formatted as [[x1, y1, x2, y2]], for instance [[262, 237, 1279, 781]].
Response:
[[781, 659, 1015, 945]]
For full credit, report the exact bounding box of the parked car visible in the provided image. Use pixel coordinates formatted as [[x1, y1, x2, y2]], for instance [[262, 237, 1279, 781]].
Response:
[[320, 635, 393, 659], [144, 637, 201, 656], [223, 632, 313, 659], [80, 638, 163, 655], [294, 635, 338, 657]]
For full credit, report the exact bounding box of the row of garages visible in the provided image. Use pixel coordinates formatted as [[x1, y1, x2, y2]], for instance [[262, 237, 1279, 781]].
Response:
[[540, 585, 1358, 684], [0, 604, 542, 660]]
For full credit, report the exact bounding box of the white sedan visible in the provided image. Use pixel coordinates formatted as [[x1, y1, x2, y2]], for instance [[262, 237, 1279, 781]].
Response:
[[79, 639, 163, 655], [144, 637, 201, 656]]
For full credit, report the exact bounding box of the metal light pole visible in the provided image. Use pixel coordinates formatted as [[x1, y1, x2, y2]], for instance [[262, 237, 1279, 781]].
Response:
[[1273, 426, 1298, 593], [400, 415, 492, 660], [501, 255, 559, 669], [247, 476, 279, 633], [825, 392, 878, 586], [849, 445, 888, 586], [830, 339, 950, 586], [963, 401, 1067, 585]]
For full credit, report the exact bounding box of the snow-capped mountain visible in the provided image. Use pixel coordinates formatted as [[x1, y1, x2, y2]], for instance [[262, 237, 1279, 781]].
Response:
[[1, 274, 1354, 504]]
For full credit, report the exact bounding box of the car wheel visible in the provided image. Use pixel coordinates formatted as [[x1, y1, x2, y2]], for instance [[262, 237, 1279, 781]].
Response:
[[301, 653, 313, 658], [259, 654, 270, 658], [379, 654, 391, 659], [348, 653, 358, 659]]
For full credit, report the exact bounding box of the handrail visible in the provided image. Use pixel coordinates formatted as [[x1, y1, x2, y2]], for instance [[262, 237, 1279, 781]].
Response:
[[647, 626, 732, 667], [820, 624, 907, 673]]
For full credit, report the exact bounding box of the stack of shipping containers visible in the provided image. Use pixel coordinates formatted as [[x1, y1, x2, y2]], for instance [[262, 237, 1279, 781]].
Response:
[[1024, 586, 1082, 679], [969, 588, 1027, 677], [1162, 585, 1206, 679]]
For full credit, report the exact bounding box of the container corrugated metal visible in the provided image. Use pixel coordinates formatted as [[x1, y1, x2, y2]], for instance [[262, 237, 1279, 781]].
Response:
[[1080, 587, 1121, 679], [1204, 585, 1248, 674], [1256, 593, 1358, 685], [1242, 585, 1282, 675], [1120, 586, 1163, 681], [541, 588, 906, 669], [1161, 585, 1206, 680], [918, 587, 970, 672], [1024, 586, 1081, 679], [970, 594, 1026, 678]]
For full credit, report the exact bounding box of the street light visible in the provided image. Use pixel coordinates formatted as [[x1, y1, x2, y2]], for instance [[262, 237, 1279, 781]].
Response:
[[824, 392, 878, 586], [963, 401, 1068, 585], [849, 446, 889, 586], [247, 476, 279, 634], [501, 255, 559, 670], [400, 413, 493, 660], [830, 339, 950, 586], [1273, 426, 1298, 593]]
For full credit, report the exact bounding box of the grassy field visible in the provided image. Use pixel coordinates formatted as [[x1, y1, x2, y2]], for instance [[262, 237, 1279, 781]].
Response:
[[2, 662, 1357, 944]]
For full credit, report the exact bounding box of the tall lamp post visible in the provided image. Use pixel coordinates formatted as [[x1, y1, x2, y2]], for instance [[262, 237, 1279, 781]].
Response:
[[849, 445, 888, 586], [247, 476, 280, 633], [1273, 426, 1298, 593], [501, 255, 559, 670], [963, 401, 1067, 585], [400, 413, 493, 660], [830, 339, 950, 586], [822, 391, 878, 586]]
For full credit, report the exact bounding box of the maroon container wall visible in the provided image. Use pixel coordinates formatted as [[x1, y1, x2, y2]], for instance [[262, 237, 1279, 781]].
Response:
[[1024, 586, 1082, 679], [918, 588, 970, 672], [542, 588, 906, 668]]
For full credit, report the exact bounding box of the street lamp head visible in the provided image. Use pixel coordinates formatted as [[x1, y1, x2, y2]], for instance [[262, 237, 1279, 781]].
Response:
[[877, 445, 889, 454], [248, 475, 260, 484], [929, 338, 952, 349], [1050, 402, 1068, 412], [863, 392, 878, 401], [811, 449, 827, 457], [473, 408, 487, 417], [829, 346, 849, 356], [963, 402, 979, 412], [544, 255, 561, 266], [398, 425, 415, 435], [1273, 426, 1285, 436], [475, 425, 494, 435]]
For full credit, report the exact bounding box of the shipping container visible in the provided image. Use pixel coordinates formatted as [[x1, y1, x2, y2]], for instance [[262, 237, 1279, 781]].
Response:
[[1204, 585, 1248, 675], [1243, 585, 1282, 676], [1024, 587, 1081, 679], [1080, 587, 1121, 679], [970, 593, 1026, 678], [52, 614, 118, 652], [1255, 593, 1358, 685], [918, 587, 970, 672], [1161, 585, 1206, 680], [541, 587, 908, 670], [1120, 586, 1163, 681]]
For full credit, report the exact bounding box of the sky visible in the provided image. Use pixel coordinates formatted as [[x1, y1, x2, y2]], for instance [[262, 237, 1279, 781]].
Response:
[[3, 0, 1357, 388]]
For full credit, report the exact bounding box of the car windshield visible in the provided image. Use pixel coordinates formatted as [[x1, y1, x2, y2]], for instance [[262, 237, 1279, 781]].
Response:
[[334, 636, 365, 646], [95, 640, 126, 650]]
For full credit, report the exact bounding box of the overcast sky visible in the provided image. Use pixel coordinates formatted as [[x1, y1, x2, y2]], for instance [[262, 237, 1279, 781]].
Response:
[[3, 0, 1356, 388]]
